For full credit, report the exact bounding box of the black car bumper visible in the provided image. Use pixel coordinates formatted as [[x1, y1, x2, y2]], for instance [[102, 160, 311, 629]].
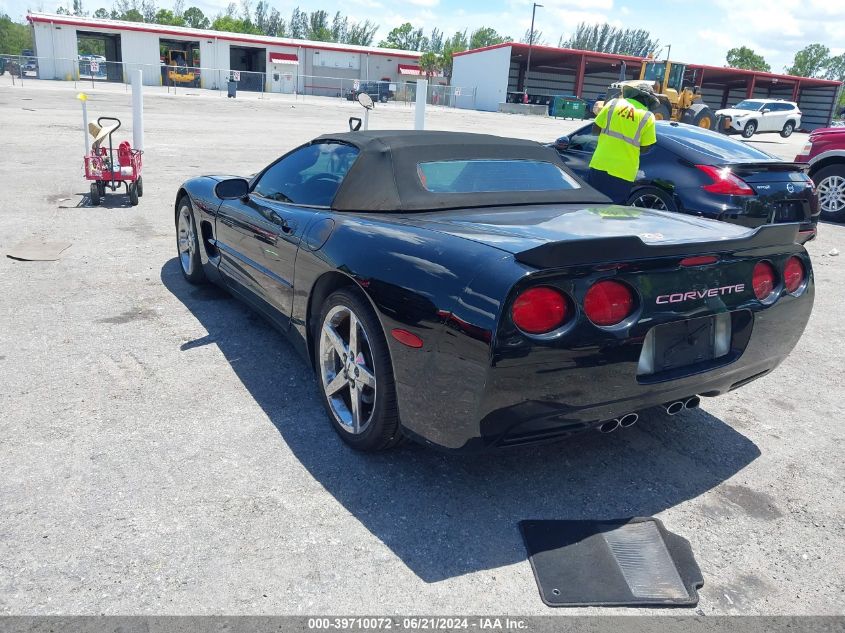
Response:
[[399, 285, 813, 452]]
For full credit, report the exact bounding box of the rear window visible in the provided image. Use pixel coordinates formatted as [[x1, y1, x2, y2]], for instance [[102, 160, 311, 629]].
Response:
[[417, 159, 580, 193], [660, 123, 777, 162]]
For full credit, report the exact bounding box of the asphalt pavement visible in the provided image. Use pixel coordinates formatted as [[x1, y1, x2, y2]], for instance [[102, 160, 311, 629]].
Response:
[[0, 80, 842, 616]]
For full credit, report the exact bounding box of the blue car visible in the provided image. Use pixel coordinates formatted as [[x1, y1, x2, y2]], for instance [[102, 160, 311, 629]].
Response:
[[550, 120, 818, 242]]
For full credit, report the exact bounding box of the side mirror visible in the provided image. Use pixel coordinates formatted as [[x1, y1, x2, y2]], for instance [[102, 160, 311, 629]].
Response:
[[357, 92, 374, 110], [554, 136, 570, 151], [215, 177, 250, 200], [762, 108, 771, 114]]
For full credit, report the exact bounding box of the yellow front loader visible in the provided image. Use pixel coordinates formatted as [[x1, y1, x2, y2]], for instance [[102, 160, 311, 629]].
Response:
[[594, 59, 714, 129]]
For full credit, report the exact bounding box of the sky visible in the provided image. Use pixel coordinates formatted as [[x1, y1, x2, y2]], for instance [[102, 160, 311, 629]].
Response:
[[3, 0, 844, 72]]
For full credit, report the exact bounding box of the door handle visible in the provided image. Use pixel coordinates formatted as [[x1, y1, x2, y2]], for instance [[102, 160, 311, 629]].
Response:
[[220, 217, 234, 227], [275, 218, 295, 234]]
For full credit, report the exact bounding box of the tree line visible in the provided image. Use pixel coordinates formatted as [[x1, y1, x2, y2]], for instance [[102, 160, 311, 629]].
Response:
[[726, 43, 845, 83]]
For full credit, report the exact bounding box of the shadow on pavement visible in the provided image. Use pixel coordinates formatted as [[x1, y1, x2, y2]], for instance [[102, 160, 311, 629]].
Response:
[[161, 258, 760, 583]]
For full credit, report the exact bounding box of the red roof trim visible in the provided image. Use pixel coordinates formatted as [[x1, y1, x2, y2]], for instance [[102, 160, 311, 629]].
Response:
[[26, 14, 421, 59], [269, 52, 298, 63], [453, 41, 842, 87]]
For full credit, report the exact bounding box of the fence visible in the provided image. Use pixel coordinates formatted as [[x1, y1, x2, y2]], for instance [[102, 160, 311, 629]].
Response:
[[0, 53, 477, 108]]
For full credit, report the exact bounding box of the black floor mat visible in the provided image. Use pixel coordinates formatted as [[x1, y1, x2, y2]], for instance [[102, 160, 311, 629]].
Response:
[[520, 518, 703, 607]]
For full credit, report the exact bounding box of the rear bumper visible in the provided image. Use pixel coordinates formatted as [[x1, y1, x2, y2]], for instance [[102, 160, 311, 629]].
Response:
[[405, 286, 813, 453], [673, 187, 818, 238]]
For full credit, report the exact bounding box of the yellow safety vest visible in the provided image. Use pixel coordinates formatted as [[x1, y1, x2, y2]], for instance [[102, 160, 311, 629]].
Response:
[[589, 97, 657, 182]]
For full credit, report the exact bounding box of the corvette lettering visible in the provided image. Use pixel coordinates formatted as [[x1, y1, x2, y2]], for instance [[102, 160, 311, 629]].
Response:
[[656, 284, 745, 304]]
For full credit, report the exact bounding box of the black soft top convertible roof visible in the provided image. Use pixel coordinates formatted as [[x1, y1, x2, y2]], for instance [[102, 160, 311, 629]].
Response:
[[315, 130, 610, 212]]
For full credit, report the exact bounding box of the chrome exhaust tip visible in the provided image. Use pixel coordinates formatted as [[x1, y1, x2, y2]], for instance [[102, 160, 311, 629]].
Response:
[[599, 419, 621, 434], [619, 413, 639, 428], [684, 396, 701, 410], [664, 401, 685, 415]]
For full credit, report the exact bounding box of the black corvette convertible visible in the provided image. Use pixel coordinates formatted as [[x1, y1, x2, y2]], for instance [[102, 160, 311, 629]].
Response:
[[175, 131, 814, 452]]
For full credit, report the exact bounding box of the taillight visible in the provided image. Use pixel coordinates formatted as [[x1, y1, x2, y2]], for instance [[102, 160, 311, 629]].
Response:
[[783, 256, 805, 293], [511, 286, 569, 334], [752, 261, 777, 301], [696, 165, 754, 196], [583, 280, 635, 326]]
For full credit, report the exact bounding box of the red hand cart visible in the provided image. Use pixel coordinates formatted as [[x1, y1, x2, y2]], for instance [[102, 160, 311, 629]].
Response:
[[84, 116, 144, 206]]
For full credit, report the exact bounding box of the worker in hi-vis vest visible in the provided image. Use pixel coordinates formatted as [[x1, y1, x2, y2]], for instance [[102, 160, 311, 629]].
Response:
[[588, 84, 660, 204]]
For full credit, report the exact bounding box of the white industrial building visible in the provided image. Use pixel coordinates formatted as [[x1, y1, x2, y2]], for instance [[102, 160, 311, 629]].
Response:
[[27, 12, 425, 94]]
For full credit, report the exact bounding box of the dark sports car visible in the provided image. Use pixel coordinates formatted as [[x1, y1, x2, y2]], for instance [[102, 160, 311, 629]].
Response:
[[175, 131, 814, 452], [551, 121, 819, 242]]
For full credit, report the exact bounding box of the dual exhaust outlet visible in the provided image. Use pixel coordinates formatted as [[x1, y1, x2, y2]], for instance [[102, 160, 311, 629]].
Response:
[[598, 396, 700, 434], [664, 395, 700, 415]]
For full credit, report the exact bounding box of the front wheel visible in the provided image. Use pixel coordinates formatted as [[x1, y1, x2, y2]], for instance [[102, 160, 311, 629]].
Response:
[[780, 121, 795, 138], [742, 121, 757, 138], [176, 197, 207, 283], [653, 103, 672, 121], [128, 183, 139, 206], [90, 182, 100, 206], [136, 176, 144, 197], [315, 288, 403, 451], [813, 164, 845, 222]]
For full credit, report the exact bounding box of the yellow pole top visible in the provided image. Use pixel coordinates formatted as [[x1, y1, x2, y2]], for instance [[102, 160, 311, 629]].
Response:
[[76, 93, 88, 101]]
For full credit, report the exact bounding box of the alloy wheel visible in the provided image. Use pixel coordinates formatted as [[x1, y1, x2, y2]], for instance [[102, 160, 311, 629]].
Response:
[[630, 193, 668, 210], [319, 305, 377, 434], [177, 205, 195, 274], [817, 175, 845, 215]]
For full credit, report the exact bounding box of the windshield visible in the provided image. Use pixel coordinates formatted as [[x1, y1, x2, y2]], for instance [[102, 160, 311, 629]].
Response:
[[642, 62, 666, 82], [733, 100, 764, 111], [417, 159, 581, 193]]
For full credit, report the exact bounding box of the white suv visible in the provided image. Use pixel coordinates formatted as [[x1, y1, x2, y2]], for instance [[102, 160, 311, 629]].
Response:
[[716, 99, 802, 139]]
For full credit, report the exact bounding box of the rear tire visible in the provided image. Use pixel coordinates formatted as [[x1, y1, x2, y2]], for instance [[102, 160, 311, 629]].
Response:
[[688, 103, 714, 129], [742, 121, 757, 138], [627, 186, 677, 212], [128, 183, 139, 206], [780, 121, 795, 138], [90, 182, 100, 206], [813, 164, 845, 222], [176, 197, 207, 284], [136, 176, 144, 197], [315, 288, 403, 451]]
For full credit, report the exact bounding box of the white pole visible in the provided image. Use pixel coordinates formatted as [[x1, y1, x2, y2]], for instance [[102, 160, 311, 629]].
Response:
[[131, 70, 144, 151], [415, 79, 428, 130], [363, 108, 370, 130], [77, 93, 89, 158]]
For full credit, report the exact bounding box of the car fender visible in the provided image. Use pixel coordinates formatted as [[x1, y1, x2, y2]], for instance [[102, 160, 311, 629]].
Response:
[[807, 149, 845, 168], [175, 177, 227, 280]]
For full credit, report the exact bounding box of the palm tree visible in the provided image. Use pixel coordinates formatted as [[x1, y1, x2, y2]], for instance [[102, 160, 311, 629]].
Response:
[[418, 51, 439, 80]]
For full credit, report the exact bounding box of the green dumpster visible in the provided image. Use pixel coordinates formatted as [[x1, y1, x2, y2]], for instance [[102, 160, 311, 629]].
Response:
[[551, 96, 587, 119], [0, 57, 6, 76]]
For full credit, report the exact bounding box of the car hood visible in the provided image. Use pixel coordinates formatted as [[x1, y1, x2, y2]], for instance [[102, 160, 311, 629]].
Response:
[[382, 204, 753, 255], [715, 108, 757, 117]]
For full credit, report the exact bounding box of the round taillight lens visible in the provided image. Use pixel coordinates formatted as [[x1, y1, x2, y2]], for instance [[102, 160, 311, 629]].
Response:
[[752, 261, 777, 300], [511, 286, 568, 334], [583, 280, 635, 326], [783, 256, 805, 294]]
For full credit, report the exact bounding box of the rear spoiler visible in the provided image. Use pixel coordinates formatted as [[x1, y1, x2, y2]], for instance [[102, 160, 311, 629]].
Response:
[[729, 162, 809, 174], [515, 223, 800, 269]]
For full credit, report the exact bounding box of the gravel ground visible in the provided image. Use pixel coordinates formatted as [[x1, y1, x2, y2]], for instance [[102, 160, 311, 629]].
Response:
[[0, 80, 843, 616]]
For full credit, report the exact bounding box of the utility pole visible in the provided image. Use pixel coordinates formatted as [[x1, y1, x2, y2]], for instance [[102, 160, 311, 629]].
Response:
[[523, 2, 543, 96]]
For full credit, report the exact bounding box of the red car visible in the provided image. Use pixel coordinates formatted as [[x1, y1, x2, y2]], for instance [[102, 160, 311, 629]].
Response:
[[795, 126, 845, 221]]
